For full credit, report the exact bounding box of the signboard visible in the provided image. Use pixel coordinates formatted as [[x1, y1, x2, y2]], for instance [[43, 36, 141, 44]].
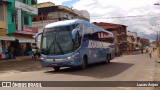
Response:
[[17, 9, 22, 31], [15, 1, 38, 15], [0, 29, 6, 36], [15, 26, 38, 36], [23, 26, 38, 33]]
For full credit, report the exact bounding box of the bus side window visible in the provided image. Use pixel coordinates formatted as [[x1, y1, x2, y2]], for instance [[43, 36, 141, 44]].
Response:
[[74, 32, 81, 48], [99, 31, 114, 43], [84, 25, 92, 40], [91, 29, 102, 41], [76, 24, 83, 37]]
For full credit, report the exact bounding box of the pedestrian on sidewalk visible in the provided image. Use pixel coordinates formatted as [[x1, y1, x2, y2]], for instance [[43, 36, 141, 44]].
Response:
[[149, 50, 152, 58], [140, 45, 144, 54], [148, 46, 153, 58]]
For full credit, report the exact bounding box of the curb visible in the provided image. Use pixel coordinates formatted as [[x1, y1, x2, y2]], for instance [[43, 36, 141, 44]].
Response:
[[0, 56, 32, 63]]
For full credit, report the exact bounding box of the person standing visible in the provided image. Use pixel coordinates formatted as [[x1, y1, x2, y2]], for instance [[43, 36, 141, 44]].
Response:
[[141, 45, 144, 54], [148, 46, 153, 58], [149, 50, 152, 58]]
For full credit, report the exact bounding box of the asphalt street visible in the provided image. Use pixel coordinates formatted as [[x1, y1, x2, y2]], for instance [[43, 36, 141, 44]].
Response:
[[0, 52, 157, 90]]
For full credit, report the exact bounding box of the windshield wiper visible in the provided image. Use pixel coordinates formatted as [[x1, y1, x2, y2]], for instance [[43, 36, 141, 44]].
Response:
[[56, 41, 64, 54], [47, 41, 55, 54]]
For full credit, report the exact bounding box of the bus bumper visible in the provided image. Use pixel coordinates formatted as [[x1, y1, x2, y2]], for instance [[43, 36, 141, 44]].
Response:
[[40, 59, 80, 67]]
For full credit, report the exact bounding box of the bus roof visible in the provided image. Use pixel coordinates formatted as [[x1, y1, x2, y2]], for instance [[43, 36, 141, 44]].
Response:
[[45, 19, 113, 36]]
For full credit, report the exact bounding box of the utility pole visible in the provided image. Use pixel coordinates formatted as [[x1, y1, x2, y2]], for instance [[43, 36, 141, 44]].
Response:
[[41, 13, 44, 27], [158, 31, 159, 45], [58, 10, 61, 21]]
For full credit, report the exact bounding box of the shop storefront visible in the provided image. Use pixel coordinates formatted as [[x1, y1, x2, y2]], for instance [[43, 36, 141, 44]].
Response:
[[13, 26, 38, 56], [0, 36, 15, 59], [0, 1, 14, 59], [2, 0, 38, 58]]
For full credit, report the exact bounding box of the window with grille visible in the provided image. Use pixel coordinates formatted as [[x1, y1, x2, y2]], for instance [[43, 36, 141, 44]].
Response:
[[24, 16, 29, 25]]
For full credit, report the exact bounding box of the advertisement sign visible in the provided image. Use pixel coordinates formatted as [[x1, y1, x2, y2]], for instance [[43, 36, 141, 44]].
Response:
[[23, 26, 38, 33], [0, 29, 6, 36], [17, 9, 22, 31], [15, 1, 38, 15]]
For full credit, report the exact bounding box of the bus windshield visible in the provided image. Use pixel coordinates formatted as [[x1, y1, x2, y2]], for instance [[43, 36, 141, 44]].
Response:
[[41, 25, 80, 55]]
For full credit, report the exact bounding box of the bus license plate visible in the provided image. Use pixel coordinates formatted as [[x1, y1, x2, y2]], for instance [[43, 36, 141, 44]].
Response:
[[52, 64, 57, 66]]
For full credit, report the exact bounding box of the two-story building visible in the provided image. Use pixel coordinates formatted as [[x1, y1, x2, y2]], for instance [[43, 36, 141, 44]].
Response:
[[32, 2, 90, 47], [0, 0, 38, 58], [0, 0, 12, 55], [93, 22, 127, 56], [127, 31, 138, 51], [32, 2, 90, 31], [0, 1, 9, 37], [140, 38, 150, 47]]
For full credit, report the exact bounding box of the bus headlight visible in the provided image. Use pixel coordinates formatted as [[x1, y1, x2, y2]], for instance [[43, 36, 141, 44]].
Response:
[[67, 56, 71, 60], [40, 57, 45, 60], [64, 53, 79, 60], [64, 56, 72, 60], [40, 55, 47, 60]]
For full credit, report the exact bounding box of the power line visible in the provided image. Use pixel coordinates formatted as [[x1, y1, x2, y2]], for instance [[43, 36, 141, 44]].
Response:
[[89, 13, 160, 19]]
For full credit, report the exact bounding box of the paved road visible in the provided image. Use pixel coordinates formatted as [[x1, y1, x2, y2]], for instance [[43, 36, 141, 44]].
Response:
[[0, 52, 157, 90]]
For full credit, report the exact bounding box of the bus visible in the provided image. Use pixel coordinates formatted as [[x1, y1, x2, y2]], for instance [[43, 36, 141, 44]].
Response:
[[35, 19, 115, 71]]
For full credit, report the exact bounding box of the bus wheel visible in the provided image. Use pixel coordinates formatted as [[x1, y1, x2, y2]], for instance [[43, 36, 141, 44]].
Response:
[[105, 54, 110, 64], [53, 67, 60, 72], [80, 57, 87, 70]]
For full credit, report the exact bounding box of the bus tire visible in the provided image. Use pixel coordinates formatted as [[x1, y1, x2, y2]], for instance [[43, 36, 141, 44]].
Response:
[[105, 54, 110, 64], [53, 67, 60, 72], [109, 54, 111, 63], [80, 56, 87, 70]]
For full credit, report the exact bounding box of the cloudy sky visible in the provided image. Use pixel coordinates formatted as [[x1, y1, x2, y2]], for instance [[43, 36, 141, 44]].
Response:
[[38, 0, 160, 41]]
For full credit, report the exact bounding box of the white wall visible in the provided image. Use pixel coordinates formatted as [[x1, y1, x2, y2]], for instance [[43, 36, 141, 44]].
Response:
[[127, 31, 137, 44]]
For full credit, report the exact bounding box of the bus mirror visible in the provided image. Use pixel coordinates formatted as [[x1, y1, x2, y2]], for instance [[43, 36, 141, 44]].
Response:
[[72, 29, 80, 39], [34, 32, 42, 42]]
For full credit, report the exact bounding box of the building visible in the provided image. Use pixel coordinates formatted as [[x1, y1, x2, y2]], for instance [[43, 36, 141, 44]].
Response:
[[0, 1, 9, 36], [32, 2, 90, 31], [32, 1, 55, 8], [32, 2, 90, 47], [137, 37, 141, 44], [127, 31, 138, 51], [93, 22, 127, 56], [140, 38, 150, 47], [0, 0, 38, 58], [0, 0, 12, 56], [73, 9, 90, 22], [127, 34, 135, 51]]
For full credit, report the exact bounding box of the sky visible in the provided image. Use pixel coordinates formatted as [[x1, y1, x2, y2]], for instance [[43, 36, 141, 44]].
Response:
[[38, 0, 160, 41]]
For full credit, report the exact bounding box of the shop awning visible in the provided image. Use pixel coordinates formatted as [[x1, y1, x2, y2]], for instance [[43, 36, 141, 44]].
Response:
[[0, 36, 15, 41], [0, 1, 11, 5], [14, 37, 35, 43]]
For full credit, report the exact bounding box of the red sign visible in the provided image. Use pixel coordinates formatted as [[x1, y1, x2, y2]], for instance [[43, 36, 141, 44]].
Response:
[[23, 26, 38, 33], [98, 32, 110, 38]]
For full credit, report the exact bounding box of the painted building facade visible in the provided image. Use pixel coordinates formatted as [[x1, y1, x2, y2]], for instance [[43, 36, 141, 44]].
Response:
[[0, 1, 10, 37], [93, 22, 127, 56], [32, 2, 90, 48], [6, 0, 38, 36], [127, 31, 138, 51], [32, 2, 90, 31], [0, 0, 38, 59], [0, 1, 12, 56]]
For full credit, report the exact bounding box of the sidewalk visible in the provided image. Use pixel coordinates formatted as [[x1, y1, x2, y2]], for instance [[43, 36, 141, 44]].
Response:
[[0, 55, 42, 74], [152, 50, 160, 90], [122, 50, 144, 55], [0, 56, 32, 63]]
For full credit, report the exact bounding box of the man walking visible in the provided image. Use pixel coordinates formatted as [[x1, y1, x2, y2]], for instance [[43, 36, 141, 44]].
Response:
[[148, 46, 153, 58]]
